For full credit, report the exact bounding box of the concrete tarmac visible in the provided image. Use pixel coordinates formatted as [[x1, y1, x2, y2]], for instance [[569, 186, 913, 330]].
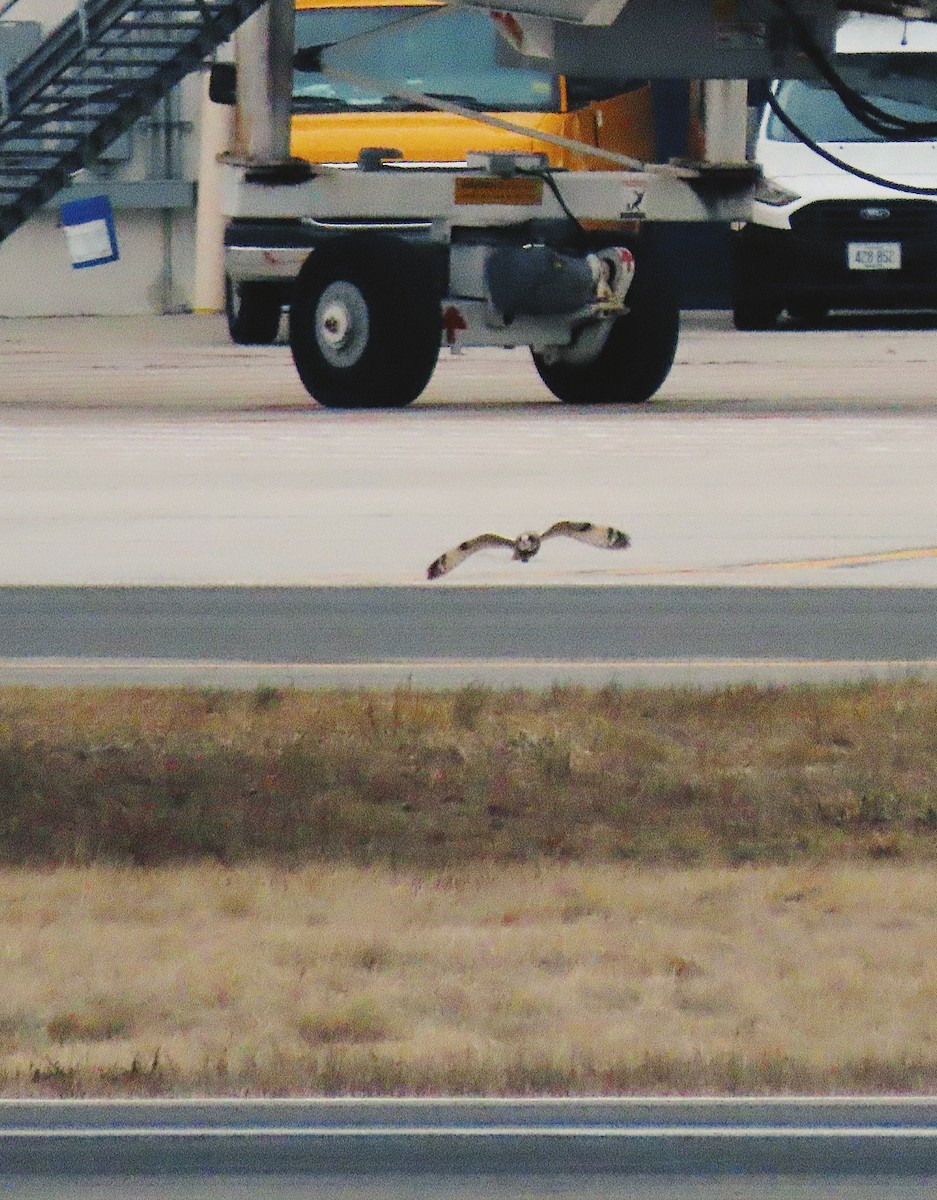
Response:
[[3, 310, 937, 683], [4, 309, 937, 414], [1, 407, 936, 588]]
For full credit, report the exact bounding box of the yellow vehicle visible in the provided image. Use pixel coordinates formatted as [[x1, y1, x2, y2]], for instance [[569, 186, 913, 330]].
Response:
[[223, 0, 657, 342], [289, 0, 655, 168]]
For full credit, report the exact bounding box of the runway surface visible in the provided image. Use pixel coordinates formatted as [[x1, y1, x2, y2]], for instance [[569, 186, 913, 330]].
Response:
[[2, 312, 937, 682], [1, 1182, 930, 1200], [2, 1098, 937, 1195], [4, 310, 937, 414], [2, 585, 937, 686], [2, 413, 937, 588]]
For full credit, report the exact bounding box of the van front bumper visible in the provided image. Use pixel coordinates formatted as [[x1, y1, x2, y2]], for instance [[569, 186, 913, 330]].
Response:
[[733, 203, 937, 311]]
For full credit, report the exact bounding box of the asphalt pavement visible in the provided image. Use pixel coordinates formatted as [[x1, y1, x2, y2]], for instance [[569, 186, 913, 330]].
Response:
[[2, 585, 937, 688], [0, 1182, 932, 1200], [2, 310, 937, 683], [3, 1097, 937, 1180]]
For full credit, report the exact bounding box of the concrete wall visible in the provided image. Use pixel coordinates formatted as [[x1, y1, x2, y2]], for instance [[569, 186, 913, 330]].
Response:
[[1, 0, 215, 316], [0, 207, 197, 316]]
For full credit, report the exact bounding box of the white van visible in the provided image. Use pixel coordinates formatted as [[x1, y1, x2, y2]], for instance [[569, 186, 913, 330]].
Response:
[[732, 13, 937, 329]]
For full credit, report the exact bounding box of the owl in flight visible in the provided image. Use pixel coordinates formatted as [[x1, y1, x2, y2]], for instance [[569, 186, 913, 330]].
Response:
[[427, 520, 630, 579]]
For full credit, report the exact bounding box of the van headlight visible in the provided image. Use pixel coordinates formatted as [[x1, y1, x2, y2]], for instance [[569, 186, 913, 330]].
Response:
[[752, 179, 800, 207]]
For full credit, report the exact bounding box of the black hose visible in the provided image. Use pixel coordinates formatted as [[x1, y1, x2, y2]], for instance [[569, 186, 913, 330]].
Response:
[[765, 88, 937, 196], [770, 0, 937, 138], [519, 168, 588, 241]]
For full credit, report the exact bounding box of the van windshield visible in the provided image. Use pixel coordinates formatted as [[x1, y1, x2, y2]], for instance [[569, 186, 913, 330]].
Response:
[[766, 73, 937, 143], [293, 5, 560, 113]]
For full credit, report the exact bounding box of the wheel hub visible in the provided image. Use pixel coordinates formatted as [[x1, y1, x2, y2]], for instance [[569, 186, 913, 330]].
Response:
[[320, 303, 350, 345], [314, 281, 369, 368]]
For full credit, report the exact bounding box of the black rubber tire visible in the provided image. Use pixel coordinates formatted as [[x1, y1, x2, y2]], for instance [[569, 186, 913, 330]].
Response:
[[786, 301, 828, 328], [730, 231, 782, 331], [530, 259, 679, 405], [288, 234, 441, 409], [225, 276, 282, 345], [732, 294, 782, 331]]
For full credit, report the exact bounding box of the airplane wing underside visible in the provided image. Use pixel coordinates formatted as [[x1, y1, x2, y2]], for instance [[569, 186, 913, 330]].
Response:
[[461, 0, 937, 81]]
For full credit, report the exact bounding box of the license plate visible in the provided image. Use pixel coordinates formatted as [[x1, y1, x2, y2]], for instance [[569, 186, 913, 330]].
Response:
[[847, 242, 901, 270]]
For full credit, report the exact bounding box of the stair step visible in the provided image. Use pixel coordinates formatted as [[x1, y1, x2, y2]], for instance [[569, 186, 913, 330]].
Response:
[[41, 78, 134, 87], [16, 104, 121, 116], [126, 18, 203, 26], [27, 80, 132, 91], [63, 46, 189, 58], [4, 128, 101, 143], [103, 28, 200, 38], [64, 50, 192, 63], [19, 96, 123, 109], [0, 136, 84, 148], [0, 155, 67, 165], [0, 130, 86, 143], [60, 62, 178, 74], [101, 27, 201, 38], [1, 114, 90, 127], [134, 1, 219, 10], [100, 31, 199, 41], [1, 0, 268, 244]]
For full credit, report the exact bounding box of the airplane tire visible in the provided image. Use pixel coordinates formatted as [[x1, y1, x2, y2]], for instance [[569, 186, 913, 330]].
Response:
[[532, 260, 679, 405], [289, 234, 441, 409]]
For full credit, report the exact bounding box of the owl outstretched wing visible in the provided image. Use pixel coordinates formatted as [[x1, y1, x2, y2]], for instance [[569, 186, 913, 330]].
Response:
[[427, 533, 517, 579], [541, 521, 631, 550]]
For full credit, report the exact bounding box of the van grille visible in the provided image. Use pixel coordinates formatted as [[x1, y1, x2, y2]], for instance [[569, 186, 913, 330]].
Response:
[[790, 200, 937, 240]]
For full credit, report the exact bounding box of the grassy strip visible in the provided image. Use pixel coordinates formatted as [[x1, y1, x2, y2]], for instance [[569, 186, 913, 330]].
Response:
[[4, 862, 937, 1097], [2, 679, 937, 865], [20, 1048, 937, 1099]]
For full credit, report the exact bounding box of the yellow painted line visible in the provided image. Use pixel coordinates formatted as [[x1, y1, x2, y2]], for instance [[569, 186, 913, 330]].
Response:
[[609, 546, 937, 579], [747, 546, 937, 571]]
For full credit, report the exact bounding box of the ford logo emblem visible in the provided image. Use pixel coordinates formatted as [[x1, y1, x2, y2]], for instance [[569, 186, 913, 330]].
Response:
[[859, 206, 891, 221]]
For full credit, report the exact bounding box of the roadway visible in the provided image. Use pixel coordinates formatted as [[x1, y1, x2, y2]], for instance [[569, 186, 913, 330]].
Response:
[[2, 1097, 937, 1195], [0, 1181, 931, 1200], [2, 585, 937, 687], [2, 311, 936, 684]]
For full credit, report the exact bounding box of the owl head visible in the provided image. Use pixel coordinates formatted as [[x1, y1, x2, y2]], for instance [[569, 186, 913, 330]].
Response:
[[513, 531, 541, 562]]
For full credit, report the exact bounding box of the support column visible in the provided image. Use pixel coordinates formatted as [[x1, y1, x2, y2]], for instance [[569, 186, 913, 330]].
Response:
[[699, 78, 748, 163], [234, 0, 296, 161], [192, 69, 235, 312]]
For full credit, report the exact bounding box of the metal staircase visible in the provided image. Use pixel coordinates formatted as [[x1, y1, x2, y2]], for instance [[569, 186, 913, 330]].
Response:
[[0, 0, 269, 243]]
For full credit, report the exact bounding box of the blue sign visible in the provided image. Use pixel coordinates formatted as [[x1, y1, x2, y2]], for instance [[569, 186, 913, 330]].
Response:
[[60, 194, 119, 268]]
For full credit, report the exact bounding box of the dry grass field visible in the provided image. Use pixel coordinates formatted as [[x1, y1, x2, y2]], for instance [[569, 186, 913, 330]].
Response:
[[3, 862, 937, 1097], [2, 679, 937, 867], [2, 680, 937, 1096]]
